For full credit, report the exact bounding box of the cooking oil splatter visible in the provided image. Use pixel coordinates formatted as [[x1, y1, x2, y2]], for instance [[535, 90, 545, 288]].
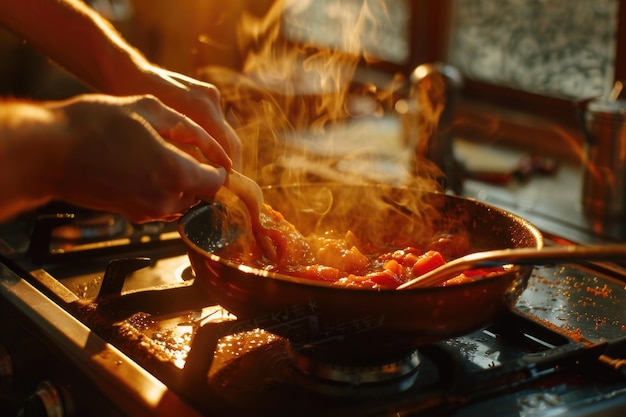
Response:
[[209, 329, 280, 376], [118, 312, 196, 368]]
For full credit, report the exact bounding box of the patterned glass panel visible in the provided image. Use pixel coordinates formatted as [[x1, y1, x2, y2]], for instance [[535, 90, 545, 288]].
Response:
[[281, 0, 411, 64], [447, 0, 619, 99]]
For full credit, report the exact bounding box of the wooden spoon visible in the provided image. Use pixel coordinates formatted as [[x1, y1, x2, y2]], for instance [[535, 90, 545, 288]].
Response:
[[225, 170, 283, 260], [170, 142, 264, 217], [396, 244, 626, 290], [225, 169, 264, 224]]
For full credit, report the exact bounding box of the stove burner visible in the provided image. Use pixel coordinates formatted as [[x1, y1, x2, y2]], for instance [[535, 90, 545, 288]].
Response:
[[287, 343, 421, 396], [177, 265, 195, 282], [4, 211, 626, 417], [50, 213, 129, 241]]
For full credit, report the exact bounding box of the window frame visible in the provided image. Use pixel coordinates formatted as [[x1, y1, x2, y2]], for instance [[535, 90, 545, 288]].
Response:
[[410, 0, 626, 161]]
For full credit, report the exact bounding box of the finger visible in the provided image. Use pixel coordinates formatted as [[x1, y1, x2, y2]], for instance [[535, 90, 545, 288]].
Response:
[[149, 74, 243, 168], [118, 191, 196, 224], [176, 192, 201, 211], [144, 160, 226, 218], [182, 164, 228, 202], [189, 111, 242, 170], [110, 163, 222, 224], [221, 121, 243, 171], [131, 97, 232, 169], [162, 117, 232, 169]]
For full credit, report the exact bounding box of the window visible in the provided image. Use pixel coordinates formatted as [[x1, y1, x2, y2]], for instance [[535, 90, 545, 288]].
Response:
[[428, 0, 625, 159], [448, 0, 618, 100]]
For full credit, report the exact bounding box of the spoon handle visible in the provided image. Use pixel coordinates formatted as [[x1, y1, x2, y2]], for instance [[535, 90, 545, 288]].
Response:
[[225, 170, 264, 222], [397, 244, 626, 290]]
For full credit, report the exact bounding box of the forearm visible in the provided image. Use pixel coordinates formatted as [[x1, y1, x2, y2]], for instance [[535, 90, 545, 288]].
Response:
[[0, 0, 151, 94], [0, 100, 64, 221], [0, 0, 241, 168]]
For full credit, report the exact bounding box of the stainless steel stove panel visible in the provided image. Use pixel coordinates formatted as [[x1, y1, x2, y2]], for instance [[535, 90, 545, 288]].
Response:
[[1, 209, 626, 416]]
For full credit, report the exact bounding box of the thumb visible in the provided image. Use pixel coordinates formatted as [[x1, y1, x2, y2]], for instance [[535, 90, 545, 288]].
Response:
[[184, 164, 228, 201]]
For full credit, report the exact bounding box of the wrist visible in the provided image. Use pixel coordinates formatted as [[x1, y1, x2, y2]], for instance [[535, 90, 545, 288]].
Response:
[[111, 61, 188, 102], [95, 40, 154, 95]]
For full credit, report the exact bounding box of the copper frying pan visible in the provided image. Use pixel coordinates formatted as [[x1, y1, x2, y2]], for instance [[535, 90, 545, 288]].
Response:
[[178, 183, 543, 359]]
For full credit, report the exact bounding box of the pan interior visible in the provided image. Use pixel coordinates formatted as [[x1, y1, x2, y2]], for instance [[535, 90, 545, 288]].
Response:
[[182, 183, 543, 271], [178, 183, 544, 351]]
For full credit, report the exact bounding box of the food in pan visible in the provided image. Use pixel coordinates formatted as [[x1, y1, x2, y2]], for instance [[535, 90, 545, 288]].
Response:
[[237, 204, 504, 289], [180, 185, 543, 348]]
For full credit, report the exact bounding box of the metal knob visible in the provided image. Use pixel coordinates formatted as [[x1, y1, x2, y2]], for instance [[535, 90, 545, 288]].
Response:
[[18, 381, 66, 417], [0, 344, 14, 394]]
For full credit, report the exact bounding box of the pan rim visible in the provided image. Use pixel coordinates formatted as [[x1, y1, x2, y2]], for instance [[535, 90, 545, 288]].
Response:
[[178, 184, 543, 292]]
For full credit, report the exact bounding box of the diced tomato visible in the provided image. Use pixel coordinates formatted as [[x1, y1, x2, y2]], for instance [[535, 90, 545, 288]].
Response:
[[403, 247, 424, 256], [411, 250, 446, 277], [462, 268, 490, 278], [368, 270, 404, 289], [336, 274, 378, 289], [383, 259, 403, 276], [399, 252, 419, 267], [441, 273, 475, 286], [289, 265, 339, 282], [377, 251, 395, 263], [427, 234, 471, 260], [391, 250, 407, 263], [462, 266, 506, 278], [380, 247, 423, 267]]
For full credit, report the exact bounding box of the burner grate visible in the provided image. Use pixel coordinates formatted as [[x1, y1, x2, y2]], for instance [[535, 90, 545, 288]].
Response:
[[3, 218, 626, 417]]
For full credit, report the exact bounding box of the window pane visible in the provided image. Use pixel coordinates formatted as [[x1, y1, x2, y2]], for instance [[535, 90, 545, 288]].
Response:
[[447, 0, 618, 99], [281, 0, 411, 65]]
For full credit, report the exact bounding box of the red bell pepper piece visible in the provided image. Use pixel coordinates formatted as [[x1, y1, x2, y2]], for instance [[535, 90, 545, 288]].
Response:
[[369, 270, 404, 289], [411, 250, 446, 277]]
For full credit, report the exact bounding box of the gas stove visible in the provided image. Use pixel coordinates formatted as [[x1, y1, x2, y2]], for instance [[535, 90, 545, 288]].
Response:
[[1, 208, 626, 417]]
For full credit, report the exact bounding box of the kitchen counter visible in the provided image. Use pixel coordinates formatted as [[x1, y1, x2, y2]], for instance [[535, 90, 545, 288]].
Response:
[[455, 138, 626, 245]]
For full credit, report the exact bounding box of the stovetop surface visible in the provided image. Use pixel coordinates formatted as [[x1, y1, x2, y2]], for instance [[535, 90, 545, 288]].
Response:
[[1, 205, 626, 417]]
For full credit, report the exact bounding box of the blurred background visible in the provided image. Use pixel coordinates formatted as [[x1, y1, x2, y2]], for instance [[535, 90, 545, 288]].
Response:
[[2, 0, 624, 240], [0, 0, 620, 157]]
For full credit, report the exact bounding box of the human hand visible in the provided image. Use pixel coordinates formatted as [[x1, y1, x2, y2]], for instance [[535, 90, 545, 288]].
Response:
[[121, 66, 243, 170], [60, 95, 231, 222], [0, 0, 242, 169], [41, 94, 228, 223]]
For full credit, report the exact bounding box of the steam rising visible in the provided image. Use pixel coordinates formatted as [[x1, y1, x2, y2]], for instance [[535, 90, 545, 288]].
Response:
[[198, 0, 447, 256]]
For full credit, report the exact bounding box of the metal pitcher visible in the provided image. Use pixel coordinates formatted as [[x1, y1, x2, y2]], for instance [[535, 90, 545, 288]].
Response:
[[582, 98, 626, 220], [401, 62, 463, 192]]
